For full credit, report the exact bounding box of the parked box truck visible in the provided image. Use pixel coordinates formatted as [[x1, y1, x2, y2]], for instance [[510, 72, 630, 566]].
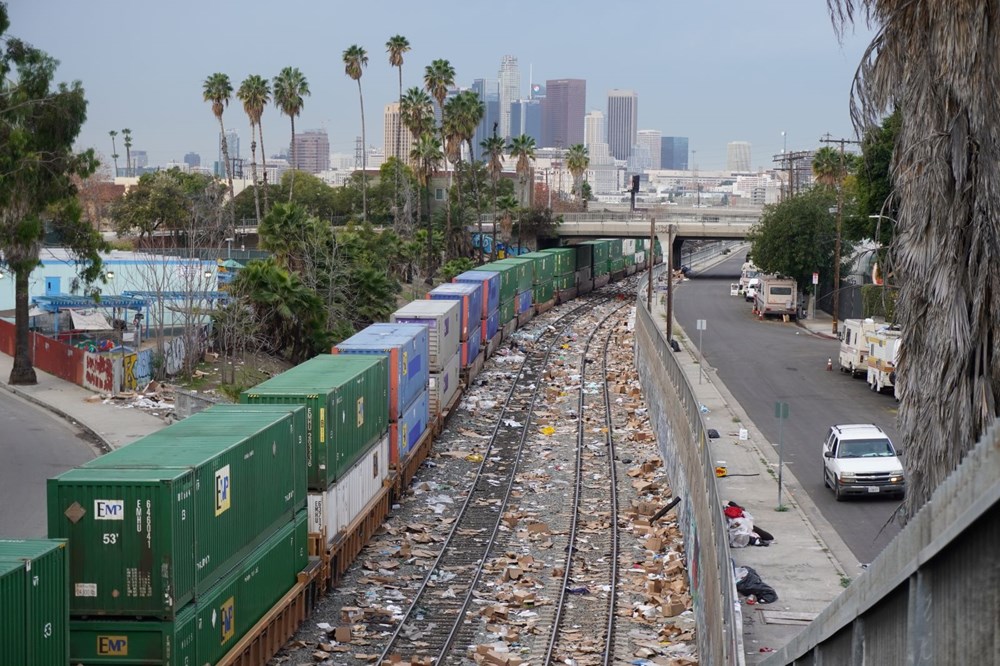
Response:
[[753, 276, 798, 318]]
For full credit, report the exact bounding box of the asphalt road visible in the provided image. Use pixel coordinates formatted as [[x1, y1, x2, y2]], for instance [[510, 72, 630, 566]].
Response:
[[0, 389, 96, 538], [674, 253, 902, 564]]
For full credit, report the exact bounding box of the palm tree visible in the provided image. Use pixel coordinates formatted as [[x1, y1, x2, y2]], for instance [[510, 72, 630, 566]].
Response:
[[400, 87, 435, 151], [453, 91, 485, 261], [108, 130, 119, 177], [828, 0, 1000, 518], [811, 146, 847, 187], [508, 134, 536, 208], [496, 193, 518, 255], [237, 74, 271, 225], [424, 59, 456, 256], [481, 134, 506, 260], [272, 67, 310, 201], [566, 144, 590, 209], [443, 96, 470, 259], [121, 128, 133, 178], [343, 45, 369, 222], [410, 133, 444, 280], [386, 35, 411, 227], [202, 74, 235, 199]]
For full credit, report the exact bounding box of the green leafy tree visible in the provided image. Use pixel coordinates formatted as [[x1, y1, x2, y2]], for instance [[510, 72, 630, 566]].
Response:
[[343, 45, 369, 221], [441, 257, 474, 282], [386, 35, 411, 227], [110, 169, 228, 242], [747, 188, 848, 295], [236, 74, 271, 222], [0, 5, 109, 383], [850, 109, 900, 245], [272, 66, 310, 201], [202, 74, 234, 198]]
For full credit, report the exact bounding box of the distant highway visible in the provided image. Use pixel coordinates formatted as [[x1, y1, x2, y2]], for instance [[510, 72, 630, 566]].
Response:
[[0, 390, 95, 537], [674, 253, 901, 564]]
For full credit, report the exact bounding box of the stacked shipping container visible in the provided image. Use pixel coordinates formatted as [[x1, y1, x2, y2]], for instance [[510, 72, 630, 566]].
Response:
[[0, 539, 68, 666], [391, 300, 463, 419], [428, 282, 483, 368]]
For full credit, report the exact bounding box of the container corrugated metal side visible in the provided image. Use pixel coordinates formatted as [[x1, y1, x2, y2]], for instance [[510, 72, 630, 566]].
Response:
[[518, 252, 555, 283], [610, 256, 625, 273], [516, 289, 533, 314], [622, 238, 637, 255], [624, 253, 636, 267], [390, 299, 460, 372], [49, 467, 195, 618], [241, 354, 388, 490], [636, 238, 646, 250], [499, 298, 516, 324], [0, 539, 68, 666], [69, 603, 197, 665], [576, 266, 592, 283], [205, 404, 308, 516], [538, 247, 576, 275], [492, 258, 533, 294], [460, 324, 482, 367], [533, 280, 554, 304], [429, 352, 461, 417], [553, 273, 575, 291], [593, 259, 610, 277], [472, 264, 516, 303], [482, 310, 501, 342], [454, 270, 500, 317], [65, 409, 301, 616], [574, 243, 594, 269], [308, 435, 390, 541], [428, 282, 482, 342], [635, 251, 646, 265], [69, 514, 305, 666], [333, 323, 429, 421], [394, 388, 430, 460], [601, 238, 624, 259]]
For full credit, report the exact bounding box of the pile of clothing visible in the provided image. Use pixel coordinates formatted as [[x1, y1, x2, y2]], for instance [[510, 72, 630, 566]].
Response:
[[724, 501, 774, 548]]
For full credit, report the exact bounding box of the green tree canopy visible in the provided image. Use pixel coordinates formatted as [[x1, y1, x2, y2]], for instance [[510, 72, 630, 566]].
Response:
[[848, 109, 900, 245], [748, 188, 851, 294]]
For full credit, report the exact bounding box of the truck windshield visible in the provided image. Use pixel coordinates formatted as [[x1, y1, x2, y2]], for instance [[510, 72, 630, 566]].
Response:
[[839, 439, 896, 458]]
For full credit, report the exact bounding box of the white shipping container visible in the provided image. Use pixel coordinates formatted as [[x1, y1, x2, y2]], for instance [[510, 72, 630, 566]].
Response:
[[428, 351, 461, 417], [635, 251, 645, 264], [391, 300, 461, 372], [307, 434, 390, 541], [622, 238, 637, 255]]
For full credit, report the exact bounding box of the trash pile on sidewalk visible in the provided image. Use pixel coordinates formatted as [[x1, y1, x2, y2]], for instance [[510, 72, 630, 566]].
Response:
[[89, 380, 176, 417]]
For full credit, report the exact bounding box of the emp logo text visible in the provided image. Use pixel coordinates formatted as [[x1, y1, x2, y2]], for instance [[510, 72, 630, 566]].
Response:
[[214, 465, 231, 516], [97, 635, 128, 655], [94, 500, 124, 520]]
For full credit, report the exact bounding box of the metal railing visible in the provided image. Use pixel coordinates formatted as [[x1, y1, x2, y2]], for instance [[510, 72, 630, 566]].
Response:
[[633, 264, 743, 665]]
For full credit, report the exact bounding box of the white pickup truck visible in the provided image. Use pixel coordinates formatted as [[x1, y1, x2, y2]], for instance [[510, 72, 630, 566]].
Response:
[[822, 424, 905, 500]]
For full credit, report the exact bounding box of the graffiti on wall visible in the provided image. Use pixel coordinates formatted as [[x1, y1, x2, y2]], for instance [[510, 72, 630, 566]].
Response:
[[122, 352, 137, 391], [83, 353, 115, 393], [164, 337, 185, 376], [134, 349, 153, 387]]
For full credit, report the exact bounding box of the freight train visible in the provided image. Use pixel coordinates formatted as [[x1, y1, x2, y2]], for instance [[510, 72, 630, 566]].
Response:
[[1, 237, 661, 666]]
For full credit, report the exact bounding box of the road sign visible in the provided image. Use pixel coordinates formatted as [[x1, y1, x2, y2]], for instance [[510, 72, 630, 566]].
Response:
[[812, 272, 819, 285], [774, 401, 789, 419], [696, 319, 707, 331], [775, 401, 789, 509]]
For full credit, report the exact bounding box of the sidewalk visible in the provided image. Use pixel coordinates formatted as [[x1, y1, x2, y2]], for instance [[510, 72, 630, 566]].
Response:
[[0, 353, 167, 451], [659, 256, 857, 663]]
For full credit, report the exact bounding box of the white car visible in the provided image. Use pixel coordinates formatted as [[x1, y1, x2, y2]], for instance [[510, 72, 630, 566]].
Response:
[[822, 424, 905, 501], [745, 277, 760, 303]]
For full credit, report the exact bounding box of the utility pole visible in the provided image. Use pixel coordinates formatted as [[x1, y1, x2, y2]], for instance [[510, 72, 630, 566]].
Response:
[[820, 134, 860, 336]]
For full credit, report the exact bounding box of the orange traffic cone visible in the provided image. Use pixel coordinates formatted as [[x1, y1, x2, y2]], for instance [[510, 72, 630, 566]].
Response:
[[826, 358, 833, 371]]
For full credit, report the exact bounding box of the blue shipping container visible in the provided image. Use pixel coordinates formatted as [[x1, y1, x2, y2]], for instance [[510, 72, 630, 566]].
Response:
[[334, 323, 429, 421], [517, 289, 533, 314], [394, 388, 430, 460], [429, 282, 483, 342], [454, 270, 500, 317], [462, 324, 482, 367], [482, 309, 500, 342]]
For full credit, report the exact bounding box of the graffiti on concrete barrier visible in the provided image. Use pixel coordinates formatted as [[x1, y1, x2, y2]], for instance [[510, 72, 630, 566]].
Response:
[[122, 352, 137, 391], [134, 349, 153, 387], [164, 337, 185, 376], [83, 353, 114, 393]]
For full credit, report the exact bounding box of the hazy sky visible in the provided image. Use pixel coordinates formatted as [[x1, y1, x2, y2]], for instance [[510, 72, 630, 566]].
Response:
[[10, 1, 876, 172]]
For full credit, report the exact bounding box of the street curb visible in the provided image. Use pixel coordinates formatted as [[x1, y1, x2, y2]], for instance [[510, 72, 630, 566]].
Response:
[[796, 320, 840, 341], [0, 381, 112, 453]]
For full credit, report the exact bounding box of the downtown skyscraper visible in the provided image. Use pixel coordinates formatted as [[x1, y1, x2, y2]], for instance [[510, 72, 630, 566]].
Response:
[[541, 79, 586, 149], [607, 89, 638, 161], [498, 55, 520, 141], [472, 78, 500, 161]]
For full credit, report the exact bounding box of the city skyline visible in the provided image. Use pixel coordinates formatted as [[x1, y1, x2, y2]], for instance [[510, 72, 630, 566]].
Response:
[[10, 1, 874, 172]]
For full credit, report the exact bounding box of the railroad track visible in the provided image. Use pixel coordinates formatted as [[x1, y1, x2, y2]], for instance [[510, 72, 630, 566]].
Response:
[[377, 297, 614, 664], [543, 303, 628, 666]]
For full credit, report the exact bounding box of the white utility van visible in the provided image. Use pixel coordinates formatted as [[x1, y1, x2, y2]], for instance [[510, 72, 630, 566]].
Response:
[[745, 277, 760, 303], [822, 424, 905, 501], [839, 318, 879, 377]]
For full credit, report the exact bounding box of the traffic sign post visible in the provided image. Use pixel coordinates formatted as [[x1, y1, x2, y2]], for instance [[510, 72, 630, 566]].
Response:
[[696, 319, 707, 384], [775, 401, 789, 510]]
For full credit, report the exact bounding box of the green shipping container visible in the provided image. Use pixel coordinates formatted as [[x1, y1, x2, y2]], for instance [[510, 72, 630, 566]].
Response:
[[0, 540, 68, 666], [500, 298, 516, 324], [69, 512, 307, 666], [473, 263, 517, 303], [593, 259, 609, 277], [538, 247, 576, 276], [624, 253, 636, 267], [241, 354, 388, 490], [492, 258, 533, 294], [578, 240, 609, 267], [533, 280, 555, 304], [553, 273, 575, 291], [600, 238, 623, 259], [518, 252, 555, 283], [51, 409, 301, 618], [610, 256, 625, 273], [574, 243, 593, 270], [636, 238, 646, 251]]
